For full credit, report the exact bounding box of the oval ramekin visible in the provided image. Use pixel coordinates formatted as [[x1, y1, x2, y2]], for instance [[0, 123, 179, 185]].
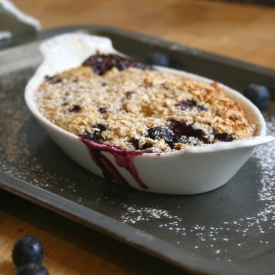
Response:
[[25, 33, 274, 195]]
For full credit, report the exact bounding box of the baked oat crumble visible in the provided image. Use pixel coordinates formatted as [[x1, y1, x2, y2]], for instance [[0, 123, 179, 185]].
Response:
[[34, 54, 256, 153]]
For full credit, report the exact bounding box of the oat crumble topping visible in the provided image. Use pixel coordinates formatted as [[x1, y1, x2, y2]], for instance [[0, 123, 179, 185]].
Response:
[[34, 55, 256, 153]]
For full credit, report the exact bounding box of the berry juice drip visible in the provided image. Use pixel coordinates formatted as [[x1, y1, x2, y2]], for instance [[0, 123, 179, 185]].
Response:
[[80, 138, 148, 189]]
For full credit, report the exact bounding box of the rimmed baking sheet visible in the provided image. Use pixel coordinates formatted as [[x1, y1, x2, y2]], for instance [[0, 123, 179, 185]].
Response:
[[1, 25, 275, 275]]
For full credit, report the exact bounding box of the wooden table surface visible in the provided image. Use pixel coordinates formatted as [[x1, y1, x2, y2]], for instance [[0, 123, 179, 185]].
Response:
[[1, 1, 275, 274]]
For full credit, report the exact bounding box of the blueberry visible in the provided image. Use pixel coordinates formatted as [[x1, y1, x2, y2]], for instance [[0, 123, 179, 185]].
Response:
[[79, 124, 107, 143], [243, 84, 270, 110], [175, 100, 208, 112], [130, 138, 153, 150], [130, 138, 140, 150], [83, 54, 150, 75], [196, 105, 208, 112], [69, 105, 81, 113], [17, 263, 49, 275], [125, 91, 134, 99], [12, 236, 44, 268], [148, 126, 174, 143], [168, 120, 206, 141], [98, 106, 107, 114], [214, 133, 234, 142], [44, 75, 61, 84], [92, 123, 107, 132], [175, 100, 196, 110], [145, 52, 170, 67]]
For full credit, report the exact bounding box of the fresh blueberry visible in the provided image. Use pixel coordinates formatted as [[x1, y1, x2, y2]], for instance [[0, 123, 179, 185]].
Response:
[[17, 263, 49, 275], [12, 236, 44, 268], [145, 52, 170, 67], [148, 126, 174, 143], [243, 84, 270, 110]]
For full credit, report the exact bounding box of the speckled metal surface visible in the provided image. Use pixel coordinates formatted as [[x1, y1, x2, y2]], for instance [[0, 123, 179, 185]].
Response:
[[0, 26, 275, 275]]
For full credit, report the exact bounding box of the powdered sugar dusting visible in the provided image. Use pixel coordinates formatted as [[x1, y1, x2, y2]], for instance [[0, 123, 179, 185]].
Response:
[[95, 114, 275, 261], [0, 69, 78, 195]]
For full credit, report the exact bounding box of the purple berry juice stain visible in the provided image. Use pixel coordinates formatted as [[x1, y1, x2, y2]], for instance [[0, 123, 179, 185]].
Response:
[[80, 138, 148, 189]]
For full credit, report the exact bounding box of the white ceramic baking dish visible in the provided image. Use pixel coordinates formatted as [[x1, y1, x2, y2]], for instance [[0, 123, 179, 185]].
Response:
[[25, 33, 274, 195]]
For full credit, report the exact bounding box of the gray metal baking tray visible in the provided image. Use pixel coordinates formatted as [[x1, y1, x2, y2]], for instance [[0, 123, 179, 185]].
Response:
[[0, 25, 275, 275]]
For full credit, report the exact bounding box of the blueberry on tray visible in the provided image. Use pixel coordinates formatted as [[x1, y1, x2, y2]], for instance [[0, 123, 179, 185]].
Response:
[[17, 263, 49, 275], [243, 84, 270, 110], [12, 236, 44, 267], [145, 52, 170, 67]]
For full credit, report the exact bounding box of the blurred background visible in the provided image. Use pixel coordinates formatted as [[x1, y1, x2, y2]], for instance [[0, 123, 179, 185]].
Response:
[[210, 0, 275, 6], [9, 0, 275, 69]]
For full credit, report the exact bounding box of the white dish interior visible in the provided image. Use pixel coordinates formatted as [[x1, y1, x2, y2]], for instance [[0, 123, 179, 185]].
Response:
[[25, 33, 274, 195]]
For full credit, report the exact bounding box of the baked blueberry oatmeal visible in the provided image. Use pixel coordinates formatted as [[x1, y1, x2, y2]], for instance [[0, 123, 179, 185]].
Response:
[[34, 54, 256, 153]]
